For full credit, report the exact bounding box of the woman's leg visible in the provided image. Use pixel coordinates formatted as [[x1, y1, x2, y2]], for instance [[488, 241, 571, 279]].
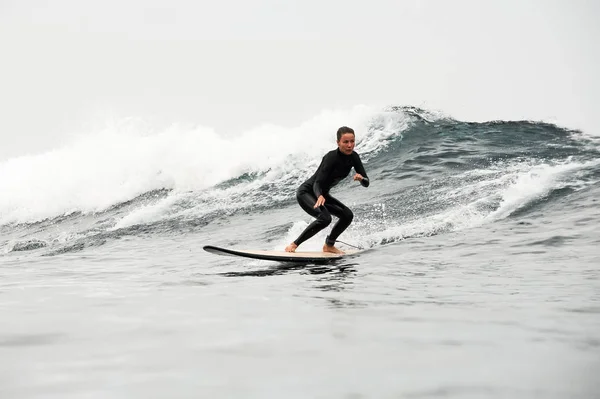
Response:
[[322, 196, 354, 247], [291, 191, 333, 247]]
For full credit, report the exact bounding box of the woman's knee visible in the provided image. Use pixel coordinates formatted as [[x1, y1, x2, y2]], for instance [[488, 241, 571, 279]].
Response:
[[343, 208, 354, 222], [317, 212, 332, 227]]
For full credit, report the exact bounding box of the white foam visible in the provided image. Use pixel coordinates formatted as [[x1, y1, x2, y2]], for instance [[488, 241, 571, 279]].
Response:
[[345, 158, 600, 247], [486, 158, 599, 221], [110, 194, 182, 230], [0, 106, 410, 225]]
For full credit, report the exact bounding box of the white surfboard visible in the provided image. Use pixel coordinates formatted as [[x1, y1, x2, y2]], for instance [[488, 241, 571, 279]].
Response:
[[203, 245, 360, 263]]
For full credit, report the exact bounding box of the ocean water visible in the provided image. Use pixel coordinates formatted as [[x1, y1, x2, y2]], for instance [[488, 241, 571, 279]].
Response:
[[1, 106, 599, 398]]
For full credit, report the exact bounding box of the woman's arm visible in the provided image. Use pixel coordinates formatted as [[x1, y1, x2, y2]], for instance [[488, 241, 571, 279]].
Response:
[[352, 153, 370, 187]]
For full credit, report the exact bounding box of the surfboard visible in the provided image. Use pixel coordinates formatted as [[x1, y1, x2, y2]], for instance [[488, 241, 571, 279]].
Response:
[[203, 245, 360, 263]]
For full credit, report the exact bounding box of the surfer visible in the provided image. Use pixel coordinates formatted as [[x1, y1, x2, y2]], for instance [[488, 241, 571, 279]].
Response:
[[285, 126, 370, 254]]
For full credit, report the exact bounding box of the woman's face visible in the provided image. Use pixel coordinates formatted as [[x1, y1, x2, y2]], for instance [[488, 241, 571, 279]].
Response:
[[337, 133, 355, 155]]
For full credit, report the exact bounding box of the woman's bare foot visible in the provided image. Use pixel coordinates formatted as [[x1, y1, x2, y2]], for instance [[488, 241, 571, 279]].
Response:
[[285, 243, 298, 252], [323, 244, 345, 254]]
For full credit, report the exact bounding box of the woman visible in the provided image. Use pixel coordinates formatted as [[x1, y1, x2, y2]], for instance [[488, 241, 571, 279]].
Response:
[[285, 126, 370, 254]]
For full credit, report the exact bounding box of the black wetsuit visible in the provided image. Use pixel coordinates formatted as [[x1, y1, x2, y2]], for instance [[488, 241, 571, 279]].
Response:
[[293, 148, 369, 247]]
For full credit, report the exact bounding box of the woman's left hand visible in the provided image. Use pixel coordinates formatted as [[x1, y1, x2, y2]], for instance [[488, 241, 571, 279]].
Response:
[[353, 173, 363, 181]]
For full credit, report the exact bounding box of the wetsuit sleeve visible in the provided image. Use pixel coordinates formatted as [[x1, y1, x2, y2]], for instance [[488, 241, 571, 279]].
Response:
[[313, 154, 333, 197], [353, 153, 370, 188]]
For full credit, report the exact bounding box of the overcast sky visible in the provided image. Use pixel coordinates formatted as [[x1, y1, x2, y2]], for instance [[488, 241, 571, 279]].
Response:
[[1, 0, 598, 159]]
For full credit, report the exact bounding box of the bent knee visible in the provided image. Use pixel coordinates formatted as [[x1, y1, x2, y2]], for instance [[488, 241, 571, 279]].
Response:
[[344, 209, 354, 222], [318, 213, 332, 226]]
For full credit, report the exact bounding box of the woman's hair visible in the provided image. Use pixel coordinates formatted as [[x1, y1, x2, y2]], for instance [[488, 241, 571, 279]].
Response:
[[336, 126, 355, 141]]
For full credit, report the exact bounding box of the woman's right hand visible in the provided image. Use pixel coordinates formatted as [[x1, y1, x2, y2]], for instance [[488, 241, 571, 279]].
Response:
[[314, 195, 326, 208]]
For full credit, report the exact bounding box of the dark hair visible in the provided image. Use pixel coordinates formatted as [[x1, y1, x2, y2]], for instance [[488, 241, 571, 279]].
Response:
[[336, 126, 355, 141]]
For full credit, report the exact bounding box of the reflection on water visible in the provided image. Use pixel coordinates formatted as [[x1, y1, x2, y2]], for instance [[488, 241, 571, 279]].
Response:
[[217, 261, 358, 278]]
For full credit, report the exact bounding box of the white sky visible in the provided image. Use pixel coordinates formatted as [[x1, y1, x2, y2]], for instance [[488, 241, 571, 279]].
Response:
[[1, 0, 599, 159]]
